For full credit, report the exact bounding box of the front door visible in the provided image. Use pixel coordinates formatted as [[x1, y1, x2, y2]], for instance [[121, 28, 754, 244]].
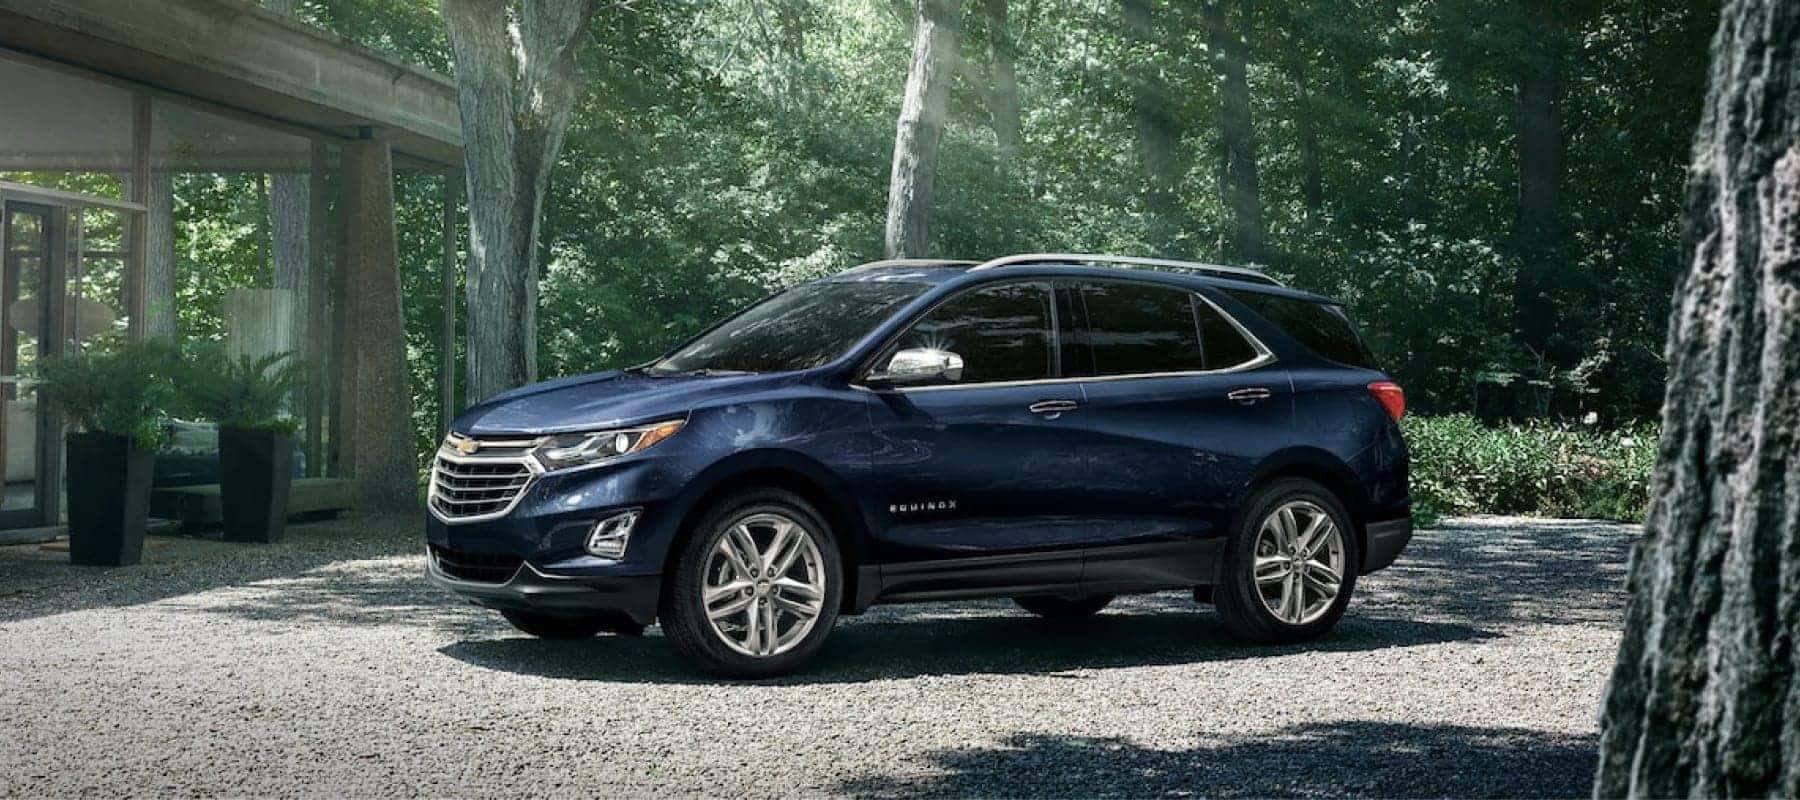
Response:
[[865, 280, 1093, 597], [0, 202, 65, 529]]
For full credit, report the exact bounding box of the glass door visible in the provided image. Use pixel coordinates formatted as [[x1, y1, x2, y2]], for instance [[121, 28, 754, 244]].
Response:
[[0, 201, 63, 529]]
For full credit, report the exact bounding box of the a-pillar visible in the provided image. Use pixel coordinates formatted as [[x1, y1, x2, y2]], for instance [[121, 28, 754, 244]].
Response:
[[341, 129, 417, 513]]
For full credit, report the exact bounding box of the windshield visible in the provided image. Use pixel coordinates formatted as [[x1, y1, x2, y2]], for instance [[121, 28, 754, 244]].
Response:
[[651, 279, 930, 374]]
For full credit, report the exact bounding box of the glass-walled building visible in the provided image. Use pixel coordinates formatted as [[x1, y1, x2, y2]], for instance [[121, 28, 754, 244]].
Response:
[[0, 0, 463, 530]]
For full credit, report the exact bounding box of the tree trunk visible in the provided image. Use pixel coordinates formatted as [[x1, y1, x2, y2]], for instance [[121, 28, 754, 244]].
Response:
[[1207, 0, 1263, 263], [981, 0, 1023, 166], [1123, 0, 1187, 256], [442, 0, 596, 402], [885, 0, 964, 259], [142, 172, 176, 338], [1594, 0, 1800, 796], [1294, 60, 1323, 212], [1513, 0, 1565, 365], [263, 0, 308, 360]]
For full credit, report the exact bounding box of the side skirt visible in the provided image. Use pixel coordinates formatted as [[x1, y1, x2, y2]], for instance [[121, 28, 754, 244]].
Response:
[[853, 538, 1226, 610]]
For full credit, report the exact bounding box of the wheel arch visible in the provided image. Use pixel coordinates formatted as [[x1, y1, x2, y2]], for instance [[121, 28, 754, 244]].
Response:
[[1244, 447, 1373, 560], [660, 448, 871, 613]]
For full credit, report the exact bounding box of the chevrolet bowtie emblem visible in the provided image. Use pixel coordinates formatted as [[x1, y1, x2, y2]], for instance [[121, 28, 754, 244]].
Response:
[[455, 438, 479, 455]]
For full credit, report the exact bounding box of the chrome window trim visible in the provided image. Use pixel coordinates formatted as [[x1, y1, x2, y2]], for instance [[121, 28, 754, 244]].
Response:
[[853, 284, 1276, 393]]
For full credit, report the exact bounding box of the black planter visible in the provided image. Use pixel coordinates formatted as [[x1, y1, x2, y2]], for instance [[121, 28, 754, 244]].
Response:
[[218, 426, 293, 543], [66, 431, 152, 567]]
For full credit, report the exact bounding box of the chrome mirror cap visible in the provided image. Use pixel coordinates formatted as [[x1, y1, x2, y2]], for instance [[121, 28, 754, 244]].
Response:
[[869, 347, 964, 386]]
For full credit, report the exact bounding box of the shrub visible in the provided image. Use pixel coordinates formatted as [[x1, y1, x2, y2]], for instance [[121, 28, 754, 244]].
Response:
[[174, 345, 303, 435], [1403, 414, 1658, 524], [36, 339, 180, 450]]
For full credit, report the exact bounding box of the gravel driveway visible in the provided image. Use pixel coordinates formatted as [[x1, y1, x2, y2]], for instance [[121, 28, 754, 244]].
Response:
[[0, 516, 1634, 798]]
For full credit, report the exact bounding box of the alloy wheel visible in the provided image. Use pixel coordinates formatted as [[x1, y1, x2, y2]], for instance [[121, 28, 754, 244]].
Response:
[[1252, 500, 1346, 625], [701, 512, 828, 657]]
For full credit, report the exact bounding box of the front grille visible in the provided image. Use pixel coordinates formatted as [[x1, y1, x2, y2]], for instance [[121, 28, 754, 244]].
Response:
[[430, 545, 523, 583], [431, 452, 535, 521]]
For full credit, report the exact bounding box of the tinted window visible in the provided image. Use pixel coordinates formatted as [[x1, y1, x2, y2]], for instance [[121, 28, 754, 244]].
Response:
[[1226, 290, 1379, 369], [1195, 298, 1262, 369], [892, 282, 1053, 384], [1079, 282, 1205, 376], [655, 279, 929, 374]]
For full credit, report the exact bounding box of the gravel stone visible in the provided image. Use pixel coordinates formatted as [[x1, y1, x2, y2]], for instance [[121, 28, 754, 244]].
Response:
[[0, 516, 1633, 798]]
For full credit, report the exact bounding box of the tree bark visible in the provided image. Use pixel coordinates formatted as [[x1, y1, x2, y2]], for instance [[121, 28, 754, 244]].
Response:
[[442, 0, 597, 402], [1123, 0, 1187, 257], [1513, 0, 1566, 365], [981, 0, 1023, 166], [1294, 59, 1323, 212], [1594, 0, 1800, 796], [1207, 0, 1263, 263], [143, 172, 176, 338], [885, 0, 964, 259]]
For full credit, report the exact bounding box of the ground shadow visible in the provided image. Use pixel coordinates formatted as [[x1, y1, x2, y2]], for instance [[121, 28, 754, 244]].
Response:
[[834, 721, 1598, 798], [438, 601, 1492, 685]]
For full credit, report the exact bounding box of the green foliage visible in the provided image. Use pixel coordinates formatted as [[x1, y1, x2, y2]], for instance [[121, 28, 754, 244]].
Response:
[[1404, 414, 1658, 524], [36, 340, 180, 450], [174, 345, 304, 435]]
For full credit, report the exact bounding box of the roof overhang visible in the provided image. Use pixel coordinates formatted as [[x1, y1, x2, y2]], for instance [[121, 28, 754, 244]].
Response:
[[0, 0, 461, 167]]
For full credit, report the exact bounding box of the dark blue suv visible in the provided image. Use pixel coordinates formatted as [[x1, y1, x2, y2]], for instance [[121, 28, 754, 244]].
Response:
[[427, 254, 1412, 677]]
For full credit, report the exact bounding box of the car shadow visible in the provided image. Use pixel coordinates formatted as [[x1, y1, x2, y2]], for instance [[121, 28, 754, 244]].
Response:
[[437, 600, 1493, 685], [831, 722, 1598, 798]]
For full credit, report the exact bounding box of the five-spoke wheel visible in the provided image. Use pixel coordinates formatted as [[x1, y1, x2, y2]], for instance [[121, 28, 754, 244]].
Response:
[[701, 512, 829, 657], [1216, 478, 1359, 643], [662, 489, 843, 677]]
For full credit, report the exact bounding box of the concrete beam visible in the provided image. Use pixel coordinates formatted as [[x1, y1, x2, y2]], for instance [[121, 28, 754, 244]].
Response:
[[0, 0, 461, 165]]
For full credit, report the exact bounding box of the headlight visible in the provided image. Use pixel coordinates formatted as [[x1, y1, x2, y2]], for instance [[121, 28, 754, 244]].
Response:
[[531, 419, 685, 471]]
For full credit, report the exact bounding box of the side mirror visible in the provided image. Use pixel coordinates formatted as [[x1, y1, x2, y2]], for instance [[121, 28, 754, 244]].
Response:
[[867, 347, 964, 387]]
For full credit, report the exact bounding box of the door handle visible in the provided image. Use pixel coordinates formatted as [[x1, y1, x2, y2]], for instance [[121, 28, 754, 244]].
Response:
[[1028, 399, 1080, 416], [1226, 387, 1273, 404]]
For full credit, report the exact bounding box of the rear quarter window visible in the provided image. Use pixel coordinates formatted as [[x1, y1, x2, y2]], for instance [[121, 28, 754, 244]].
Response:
[[1225, 290, 1379, 370]]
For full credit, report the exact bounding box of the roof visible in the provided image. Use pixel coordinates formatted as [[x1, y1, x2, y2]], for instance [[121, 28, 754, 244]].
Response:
[[830, 254, 1335, 302]]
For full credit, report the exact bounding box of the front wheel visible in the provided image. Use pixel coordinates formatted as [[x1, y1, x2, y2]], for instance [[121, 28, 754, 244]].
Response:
[[661, 489, 843, 678], [1214, 478, 1359, 644]]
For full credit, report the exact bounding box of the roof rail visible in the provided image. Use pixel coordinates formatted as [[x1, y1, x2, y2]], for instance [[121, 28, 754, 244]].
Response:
[[968, 253, 1283, 287]]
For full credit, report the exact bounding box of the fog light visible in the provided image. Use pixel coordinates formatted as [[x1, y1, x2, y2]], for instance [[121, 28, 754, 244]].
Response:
[[585, 509, 639, 559]]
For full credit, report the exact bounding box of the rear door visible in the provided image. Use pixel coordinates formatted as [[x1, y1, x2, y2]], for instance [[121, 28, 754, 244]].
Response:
[[1070, 280, 1294, 590]]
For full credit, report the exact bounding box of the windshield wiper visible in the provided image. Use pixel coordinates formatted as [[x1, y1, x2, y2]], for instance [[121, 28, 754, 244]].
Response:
[[646, 367, 755, 377]]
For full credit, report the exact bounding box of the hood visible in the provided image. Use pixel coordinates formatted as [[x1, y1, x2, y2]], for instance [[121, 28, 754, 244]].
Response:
[[452, 369, 795, 436]]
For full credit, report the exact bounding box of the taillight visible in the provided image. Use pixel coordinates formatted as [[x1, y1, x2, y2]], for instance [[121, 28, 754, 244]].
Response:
[[1368, 381, 1405, 421]]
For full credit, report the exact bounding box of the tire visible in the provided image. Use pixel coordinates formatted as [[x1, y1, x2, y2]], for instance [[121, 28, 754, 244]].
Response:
[[501, 609, 609, 639], [661, 488, 843, 678], [1214, 478, 1360, 644], [1014, 594, 1114, 619]]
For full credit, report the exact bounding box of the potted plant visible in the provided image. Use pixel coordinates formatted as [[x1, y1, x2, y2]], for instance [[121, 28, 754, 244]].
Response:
[[37, 340, 177, 566], [176, 346, 303, 543]]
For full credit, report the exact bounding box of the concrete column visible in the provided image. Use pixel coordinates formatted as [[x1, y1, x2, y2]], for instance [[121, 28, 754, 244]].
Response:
[[342, 133, 418, 513]]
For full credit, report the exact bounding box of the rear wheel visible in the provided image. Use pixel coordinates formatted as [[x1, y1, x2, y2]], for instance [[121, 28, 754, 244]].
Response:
[[661, 489, 843, 678], [500, 609, 609, 639], [1214, 478, 1359, 644], [1014, 594, 1114, 619]]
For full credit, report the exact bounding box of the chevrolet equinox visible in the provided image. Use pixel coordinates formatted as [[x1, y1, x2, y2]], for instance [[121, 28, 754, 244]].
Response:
[[426, 254, 1413, 677]]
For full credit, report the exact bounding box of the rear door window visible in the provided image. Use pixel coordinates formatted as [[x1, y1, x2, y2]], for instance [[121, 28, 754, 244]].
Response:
[[1226, 290, 1379, 369], [1079, 281, 1206, 376]]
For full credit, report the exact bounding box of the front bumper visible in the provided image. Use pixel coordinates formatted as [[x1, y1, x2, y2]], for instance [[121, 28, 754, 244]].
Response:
[[426, 549, 661, 625]]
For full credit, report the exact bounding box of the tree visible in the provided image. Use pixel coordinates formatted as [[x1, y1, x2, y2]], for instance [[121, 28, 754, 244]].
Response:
[[885, 0, 964, 259], [441, 0, 597, 402], [1511, 0, 1568, 367], [1122, 0, 1189, 256], [1206, 0, 1263, 263], [978, 0, 1022, 166], [1595, 0, 1800, 795]]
